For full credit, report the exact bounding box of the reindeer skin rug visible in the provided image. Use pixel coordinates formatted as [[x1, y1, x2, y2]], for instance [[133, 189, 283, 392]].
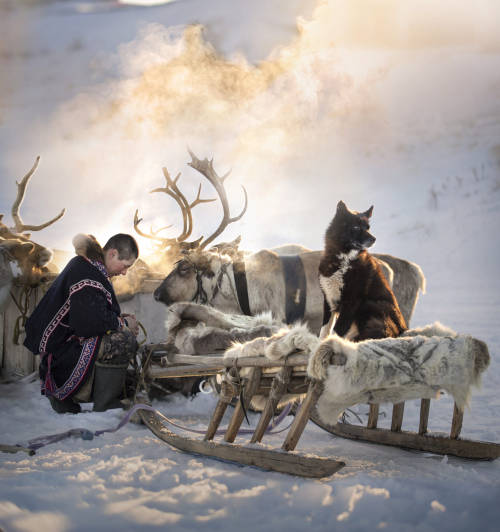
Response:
[[165, 302, 281, 355], [307, 322, 490, 425]]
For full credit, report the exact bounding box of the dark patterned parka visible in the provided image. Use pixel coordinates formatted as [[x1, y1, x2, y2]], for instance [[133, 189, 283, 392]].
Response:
[[24, 256, 127, 400]]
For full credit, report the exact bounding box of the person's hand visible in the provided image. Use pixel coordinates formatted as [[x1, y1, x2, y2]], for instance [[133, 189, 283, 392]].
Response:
[[122, 314, 139, 336]]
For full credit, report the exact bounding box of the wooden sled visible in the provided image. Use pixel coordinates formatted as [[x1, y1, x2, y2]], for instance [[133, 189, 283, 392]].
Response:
[[140, 345, 500, 472], [138, 345, 345, 478], [310, 400, 500, 460]]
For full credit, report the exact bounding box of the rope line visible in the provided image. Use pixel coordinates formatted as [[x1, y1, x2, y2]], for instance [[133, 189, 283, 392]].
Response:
[[2, 401, 295, 455]]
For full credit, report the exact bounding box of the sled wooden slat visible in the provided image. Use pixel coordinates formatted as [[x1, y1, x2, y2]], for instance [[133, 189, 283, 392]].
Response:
[[224, 367, 262, 443], [367, 404, 379, 429], [204, 400, 231, 441], [152, 352, 310, 372], [450, 403, 463, 440], [391, 402, 405, 432], [139, 408, 345, 478], [204, 379, 237, 441], [282, 381, 322, 452], [149, 364, 224, 379], [251, 366, 293, 444], [419, 399, 431, 435]]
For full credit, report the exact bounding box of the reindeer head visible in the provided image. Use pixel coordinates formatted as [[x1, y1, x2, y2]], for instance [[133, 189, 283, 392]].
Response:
[[0, 156, 64, 287], [0, 237, 52, 286], [153, 249, 233, 307]]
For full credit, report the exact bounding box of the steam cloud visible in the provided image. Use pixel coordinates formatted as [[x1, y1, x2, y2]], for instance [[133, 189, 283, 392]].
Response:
[[2, 0, 500, 263]]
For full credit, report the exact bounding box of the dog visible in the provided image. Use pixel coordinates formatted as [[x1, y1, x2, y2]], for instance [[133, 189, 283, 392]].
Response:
[[319, 200, 407, 341]]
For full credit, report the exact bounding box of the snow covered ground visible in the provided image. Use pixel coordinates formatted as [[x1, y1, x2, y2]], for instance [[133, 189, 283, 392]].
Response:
[[1, 1, 500, 531]]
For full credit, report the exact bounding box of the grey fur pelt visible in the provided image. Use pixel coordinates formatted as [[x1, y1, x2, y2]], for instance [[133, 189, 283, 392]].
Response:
[[225, 323, 319, 360], [307, 322, 490, 425], [165, 302, 281, 355]]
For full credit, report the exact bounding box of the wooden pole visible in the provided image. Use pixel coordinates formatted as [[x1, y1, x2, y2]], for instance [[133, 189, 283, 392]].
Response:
[[250, 366, 293, 444], [204, 377, 237, 441], [224, 367, 262, 443], [367, 404, 379, 429], [391, 402, 405, 432], [282, 380, 322, 452], [450, 403, 463, 440], [419, 399, 431, 435]]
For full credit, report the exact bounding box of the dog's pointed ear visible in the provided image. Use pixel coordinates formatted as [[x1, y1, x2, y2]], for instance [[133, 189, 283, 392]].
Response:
[[361, 206, 373, 219], [336, 200, 347, 213]]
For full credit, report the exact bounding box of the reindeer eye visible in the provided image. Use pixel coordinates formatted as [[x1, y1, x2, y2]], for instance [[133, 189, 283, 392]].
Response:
[[178, 263, 193, 276]]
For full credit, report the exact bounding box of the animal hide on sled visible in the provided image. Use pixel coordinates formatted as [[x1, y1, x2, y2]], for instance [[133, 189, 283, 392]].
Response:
[[307, 322, 490, 425], [224, 323, 319, 360], [164, 302, 281, 355]]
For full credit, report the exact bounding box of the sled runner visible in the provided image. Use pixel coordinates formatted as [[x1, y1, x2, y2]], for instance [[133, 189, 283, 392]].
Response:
[[137, 345, 345, 478], [310, 400, 500, 460]]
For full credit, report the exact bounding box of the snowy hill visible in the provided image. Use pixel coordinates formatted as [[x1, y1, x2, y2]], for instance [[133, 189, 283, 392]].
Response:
[[1, 1, 500, 531]]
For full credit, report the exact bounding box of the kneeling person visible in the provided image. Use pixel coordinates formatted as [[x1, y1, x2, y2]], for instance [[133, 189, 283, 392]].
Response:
[[24, 233, 140, 414]]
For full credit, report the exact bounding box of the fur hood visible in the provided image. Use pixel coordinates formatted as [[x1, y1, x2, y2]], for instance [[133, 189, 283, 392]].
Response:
[[72, 233, 104, 262]]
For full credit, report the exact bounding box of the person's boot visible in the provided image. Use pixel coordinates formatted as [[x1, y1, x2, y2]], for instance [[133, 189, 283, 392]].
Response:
[[92, 361, 128, 412], [48, 395, 81, 414]]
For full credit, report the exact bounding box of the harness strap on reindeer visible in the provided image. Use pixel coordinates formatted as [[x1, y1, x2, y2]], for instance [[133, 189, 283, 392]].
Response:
[[281, 255, 307, 324], [233, 259, 252, 316]]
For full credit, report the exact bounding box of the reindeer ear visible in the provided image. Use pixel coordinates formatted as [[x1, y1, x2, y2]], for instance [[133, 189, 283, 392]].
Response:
[[2, 239, 34, 255], [190, 236, 203, 250], [22, 241, 36, 254], [336, 200, 347, 213]]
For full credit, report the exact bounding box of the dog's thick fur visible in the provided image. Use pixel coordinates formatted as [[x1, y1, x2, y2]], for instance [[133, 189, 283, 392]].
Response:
[[319, 201, 407, 340]]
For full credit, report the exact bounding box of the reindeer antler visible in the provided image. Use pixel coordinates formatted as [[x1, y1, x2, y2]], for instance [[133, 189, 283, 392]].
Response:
[[134, 164, 217, 250], [11, 156, 66, 234], [187, 150, 247, 249], [134, 150, 247, 255]]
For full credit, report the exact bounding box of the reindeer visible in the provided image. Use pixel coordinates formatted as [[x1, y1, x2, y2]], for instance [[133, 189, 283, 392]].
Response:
[[136, 152, 425, 335], [0, 156, 65, 311]]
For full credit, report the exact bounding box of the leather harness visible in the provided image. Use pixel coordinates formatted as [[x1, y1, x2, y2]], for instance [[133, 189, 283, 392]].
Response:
[[233, 256, 307, 324]]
